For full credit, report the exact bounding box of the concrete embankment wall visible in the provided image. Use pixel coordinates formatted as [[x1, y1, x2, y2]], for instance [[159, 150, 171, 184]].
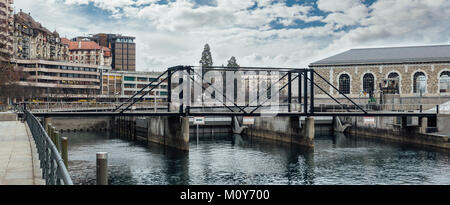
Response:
[[243, 116, 314, 148], [136, 117, 190, 151], [346, 116, 450, 150], [47, 117, 110, 132], [437, 114, 450, 134]]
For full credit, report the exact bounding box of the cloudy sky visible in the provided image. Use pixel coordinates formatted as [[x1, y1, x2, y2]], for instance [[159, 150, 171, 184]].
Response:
[[13, 0, 450, 71]]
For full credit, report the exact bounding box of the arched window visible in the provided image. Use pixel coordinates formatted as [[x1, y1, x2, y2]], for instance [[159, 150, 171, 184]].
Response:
[[363, 73, 375, 93], [439, 71, 450, 93], [388, 72, 399, 79], [339, 74, 351, 94], [413, 72, 426, 94], [387, 72, 400, 94]]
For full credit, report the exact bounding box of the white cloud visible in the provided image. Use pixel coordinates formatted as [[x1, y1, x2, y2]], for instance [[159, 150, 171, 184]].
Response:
[[317, 0, 362, 12], [318, 0, 369, 27], [12, 0, 450, 70]]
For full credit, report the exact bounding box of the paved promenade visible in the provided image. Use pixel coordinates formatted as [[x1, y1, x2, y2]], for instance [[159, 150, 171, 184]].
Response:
[[0, 119, 44, 185]]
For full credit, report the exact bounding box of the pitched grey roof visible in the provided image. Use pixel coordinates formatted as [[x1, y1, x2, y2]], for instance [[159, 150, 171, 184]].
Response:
[[310, 45, 450, 67]]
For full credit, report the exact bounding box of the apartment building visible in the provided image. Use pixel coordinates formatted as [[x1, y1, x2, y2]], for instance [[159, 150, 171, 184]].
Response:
[[0, 0, 13, 62], [15, 59, 101, 100], [67, 39, 112, 67], [91, 34, 136, 71], [13, 10, 68, 61]]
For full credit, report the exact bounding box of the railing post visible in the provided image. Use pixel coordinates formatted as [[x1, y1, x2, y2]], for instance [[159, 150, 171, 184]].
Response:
[[167, 70, 172, 112], [310, 70, 314, 114], [303, 70, 308, 115], [61, 137, 68, 168], [288, 72, 292, 112], [298, 71, 302, 105], [96, 152, 108, 185]]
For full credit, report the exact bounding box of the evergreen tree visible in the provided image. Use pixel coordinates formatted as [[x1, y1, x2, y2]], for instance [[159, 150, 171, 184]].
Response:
[[199, 44, 213, 67], [227, 56, 239, 68]]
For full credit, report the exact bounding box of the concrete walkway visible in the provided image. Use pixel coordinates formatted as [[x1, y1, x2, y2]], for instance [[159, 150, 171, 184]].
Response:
[[0, 120, 44, 185]]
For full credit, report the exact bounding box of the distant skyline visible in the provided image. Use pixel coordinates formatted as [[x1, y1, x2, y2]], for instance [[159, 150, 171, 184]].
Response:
[[13, 0, 450, 71]]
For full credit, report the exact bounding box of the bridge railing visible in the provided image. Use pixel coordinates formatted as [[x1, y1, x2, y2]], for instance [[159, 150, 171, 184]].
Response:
[[313, 103, 442, 113], [21, 108, 73, 185], [23, 102, 168, 112]]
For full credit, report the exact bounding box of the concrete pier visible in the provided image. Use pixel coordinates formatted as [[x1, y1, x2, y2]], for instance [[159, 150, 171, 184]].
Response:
[[420, 117, 428, 134], [146, 116, 190, 151], [0, 118, 44, 185], [347, 116, 450, 150], [44, 117, 110, 133], [243, 116, 315, 148]]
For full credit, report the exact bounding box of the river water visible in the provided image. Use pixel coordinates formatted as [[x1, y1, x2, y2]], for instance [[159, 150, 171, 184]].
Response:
[[66, 130, 450, 185]]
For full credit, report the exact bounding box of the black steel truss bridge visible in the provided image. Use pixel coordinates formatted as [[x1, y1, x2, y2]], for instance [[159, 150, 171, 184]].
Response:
[[27, 66, 438, 119]]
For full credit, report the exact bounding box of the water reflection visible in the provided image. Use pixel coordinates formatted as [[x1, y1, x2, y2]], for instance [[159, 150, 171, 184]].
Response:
[[66, 130, 450, 185]]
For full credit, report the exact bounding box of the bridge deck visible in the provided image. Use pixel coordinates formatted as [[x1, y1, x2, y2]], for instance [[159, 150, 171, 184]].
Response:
[[27, 111, 438, 118], [0, 120, 44, 185]]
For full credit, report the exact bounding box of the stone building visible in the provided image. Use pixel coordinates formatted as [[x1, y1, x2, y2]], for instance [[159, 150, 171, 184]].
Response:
[[310, 45, 450, 105], [12, 11, 68, 61], [67, 39, 111, 67], [0, 0, 13, 62]]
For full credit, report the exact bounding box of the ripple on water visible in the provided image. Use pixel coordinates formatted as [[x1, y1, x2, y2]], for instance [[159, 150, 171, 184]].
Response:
[[65, 132, 450, 185]]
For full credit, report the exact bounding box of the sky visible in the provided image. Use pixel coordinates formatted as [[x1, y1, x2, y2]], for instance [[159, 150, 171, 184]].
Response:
[[12, 0, 450, 71]]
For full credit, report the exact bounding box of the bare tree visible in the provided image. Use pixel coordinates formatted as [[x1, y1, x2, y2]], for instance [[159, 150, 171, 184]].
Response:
[[0, 62, 26, 105]]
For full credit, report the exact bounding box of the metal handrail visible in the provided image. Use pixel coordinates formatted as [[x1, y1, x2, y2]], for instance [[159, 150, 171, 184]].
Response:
[[21, 108, 73, 185]]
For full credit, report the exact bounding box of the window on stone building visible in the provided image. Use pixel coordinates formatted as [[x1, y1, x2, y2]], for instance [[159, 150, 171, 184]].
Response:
[[387, 72, 400, 94], [339, 74, 351, 94], [388, 72, 399, 79], [363, 73, 375, 93], [439, 71, 450, 94], [413, 72, 426, 94]]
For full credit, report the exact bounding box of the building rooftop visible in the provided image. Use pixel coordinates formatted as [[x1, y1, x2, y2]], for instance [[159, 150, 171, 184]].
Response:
[[60, 38, 70, 45], [310, 45, 450, 67], [69, 41, 102, 50], [14, 11, 55, 36], [103, 47, 111, 57]]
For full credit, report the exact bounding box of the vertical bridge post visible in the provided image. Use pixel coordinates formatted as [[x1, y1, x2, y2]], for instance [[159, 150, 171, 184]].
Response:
[[167, 70, 172, 112], [288, 72, 292, 112], [298, 71, 302, 105], [303, 70, 308, 115], [310, 69, 314, 115]]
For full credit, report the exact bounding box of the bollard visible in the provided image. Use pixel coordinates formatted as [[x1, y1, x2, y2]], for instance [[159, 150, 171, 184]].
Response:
[[47, 123, 53, 137], [54, 131, 61, 152], [44, 118, 49, 133], [51, 126, 57, 144], [48, 125, 54, 142], [61, 137, 68, 168], [96, 152, 108, 185]]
